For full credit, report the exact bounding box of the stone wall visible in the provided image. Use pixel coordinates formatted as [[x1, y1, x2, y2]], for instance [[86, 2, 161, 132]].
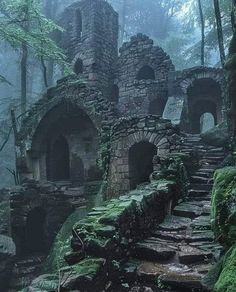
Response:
[[116, 34, 175, 117], [10, 181, 75, 255], [107, 115, 180, 198]]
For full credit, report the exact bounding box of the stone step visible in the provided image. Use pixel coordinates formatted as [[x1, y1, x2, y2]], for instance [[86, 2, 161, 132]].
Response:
[[191, 216, 211, 230], [190, 176, 212, 184], [178, 245, 213, 264], [152, 229, 190, 242], [190, 184, 213, 191], [188, 189, 209, 197], [173, 202, 210, 218], [132, 242, 176, 262], [195, 169, 214, 174], [200, 165, 216, 170], [158, 215, 191, 231], [136, 261, 203, 291]]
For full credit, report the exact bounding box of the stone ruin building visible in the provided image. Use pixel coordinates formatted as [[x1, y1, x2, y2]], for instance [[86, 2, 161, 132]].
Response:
[[10, 0, 226, 255], [6, 1, 227, 290]]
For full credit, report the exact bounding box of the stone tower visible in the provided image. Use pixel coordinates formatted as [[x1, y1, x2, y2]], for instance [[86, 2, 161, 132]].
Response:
[[57, 0, 119, 96]]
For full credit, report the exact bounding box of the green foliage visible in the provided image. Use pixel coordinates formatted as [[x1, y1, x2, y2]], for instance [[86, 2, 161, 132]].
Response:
[[211, 167, 236, 245], [214, 244, 236, 292], [0, 0, 70, 74]]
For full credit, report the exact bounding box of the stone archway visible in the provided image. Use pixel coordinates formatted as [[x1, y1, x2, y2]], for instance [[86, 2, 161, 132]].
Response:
[[30, 102, 99, 183], [129, 141, 157, 189], [186, 78, 222, 133]]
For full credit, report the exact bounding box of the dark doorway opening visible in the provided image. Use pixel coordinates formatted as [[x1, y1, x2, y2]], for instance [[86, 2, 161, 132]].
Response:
[[149, 98, 166, 116], [137, 65, 155, 80], [47, 136, 70, 181], [109, 84, 119, 103], [25, 207, 46, 254], [74, 58, 83, 75], [129, 141, 157, 189]]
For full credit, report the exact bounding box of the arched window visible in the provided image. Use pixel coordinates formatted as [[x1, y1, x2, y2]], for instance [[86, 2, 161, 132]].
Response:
[[129, 141, 157, 189], [48, 136, 70, 181], [109, 84, 119, 103], [74, 58, 83, 75], [75, 9, 82, 40], [137, 65, 155, 80]]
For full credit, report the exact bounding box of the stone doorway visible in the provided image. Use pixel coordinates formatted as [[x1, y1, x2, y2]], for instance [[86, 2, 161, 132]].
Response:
[[129, 141, 157, 189], [24, 207, 46, 254], [47, 136, 70, 181]]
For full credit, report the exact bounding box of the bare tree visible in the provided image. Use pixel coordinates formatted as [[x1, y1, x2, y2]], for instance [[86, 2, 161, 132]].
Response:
[[197, 0, 205, 66]]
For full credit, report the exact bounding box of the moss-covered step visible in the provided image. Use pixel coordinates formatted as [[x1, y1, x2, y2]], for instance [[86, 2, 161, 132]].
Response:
[[60, 257, 106, 291]]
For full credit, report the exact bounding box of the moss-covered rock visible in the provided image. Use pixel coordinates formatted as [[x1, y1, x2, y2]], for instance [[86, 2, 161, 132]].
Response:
[[211, 167, 236, 245], [214, 244, 236, 292]]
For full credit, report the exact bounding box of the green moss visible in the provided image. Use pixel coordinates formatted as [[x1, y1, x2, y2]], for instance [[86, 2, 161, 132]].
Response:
[[214, 244, 236, 292], [61, 257, 105, 278], [211, 167, 236, 244], [44, 208, 88, 273]]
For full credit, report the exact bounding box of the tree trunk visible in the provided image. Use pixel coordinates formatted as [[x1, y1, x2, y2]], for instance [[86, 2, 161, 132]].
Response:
[[213, 0, 226, 67], [197, 0, 205, 66], [226, 0, 236, 152], [41, 56, 48, 88], [21, 42, 28, 115], [43, 0, 58, 86]]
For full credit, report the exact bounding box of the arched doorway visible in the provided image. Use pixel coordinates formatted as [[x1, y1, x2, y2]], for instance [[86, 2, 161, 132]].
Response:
[[47, 136, 70, 181], [32, 103, 99, 183], [137, 65, 155, 80], [190, 100, 217, 134], [129, 141, 157, 189], [149, 98, 167, 116], [109, 84, 119, 103], [187, 78, 221, 133], [200, 112, 215, 133], [25, 207, 46, 254]]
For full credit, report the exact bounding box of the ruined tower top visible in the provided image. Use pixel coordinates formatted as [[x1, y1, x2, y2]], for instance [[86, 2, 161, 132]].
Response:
[[57, 0, 119, 94]]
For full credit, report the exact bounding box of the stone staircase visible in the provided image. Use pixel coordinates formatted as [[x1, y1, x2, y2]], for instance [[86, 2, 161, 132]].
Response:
[[120, 134, 226, 291], [8, 254, 46, 291]]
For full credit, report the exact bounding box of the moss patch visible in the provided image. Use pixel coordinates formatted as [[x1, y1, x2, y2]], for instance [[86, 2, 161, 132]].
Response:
[[211, 167, 236, 245], [214, 244, 236, 292], [44, 208, 88, 273]]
